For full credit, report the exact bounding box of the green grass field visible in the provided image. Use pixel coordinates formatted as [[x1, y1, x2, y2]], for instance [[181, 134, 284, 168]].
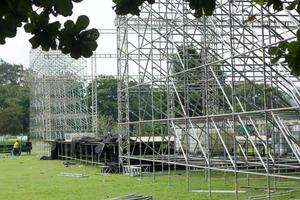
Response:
[[1, 153, 300, 200]]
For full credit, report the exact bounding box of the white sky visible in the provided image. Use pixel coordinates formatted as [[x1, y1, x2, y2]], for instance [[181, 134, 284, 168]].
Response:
[[0, 0, 117, 72]]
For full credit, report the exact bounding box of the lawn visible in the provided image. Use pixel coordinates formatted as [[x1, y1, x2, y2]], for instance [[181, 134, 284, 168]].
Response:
[[1, 153, 300, 200]]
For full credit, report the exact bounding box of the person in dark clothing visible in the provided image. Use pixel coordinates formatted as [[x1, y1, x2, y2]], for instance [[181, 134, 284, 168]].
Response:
[[25, 140, 32, 155]]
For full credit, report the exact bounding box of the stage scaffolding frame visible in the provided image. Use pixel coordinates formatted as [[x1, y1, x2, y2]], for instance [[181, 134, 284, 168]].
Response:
[[116, 0, 300, 199], [28, 28, 120, 161], [29, 49, 98, 155]]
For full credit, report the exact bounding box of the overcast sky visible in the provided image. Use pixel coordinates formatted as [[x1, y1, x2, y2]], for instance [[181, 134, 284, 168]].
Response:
[[0, 0, 116, 70]]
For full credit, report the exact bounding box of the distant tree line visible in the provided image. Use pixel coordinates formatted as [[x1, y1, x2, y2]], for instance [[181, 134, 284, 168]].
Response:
[[0, 59, 29, 135], [0, 50, 290, 138]]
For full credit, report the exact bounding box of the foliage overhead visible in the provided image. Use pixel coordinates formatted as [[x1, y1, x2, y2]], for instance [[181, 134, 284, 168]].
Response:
[[113, 0, 155, 16], [252, 0, 300, 75], [0, 0, 299, 73], [113, 0, 216, 17], [253, 0, 283, 10], [58, 16, 99, 59], [268, 30, 300, 75], [0, 0, 99, 59]]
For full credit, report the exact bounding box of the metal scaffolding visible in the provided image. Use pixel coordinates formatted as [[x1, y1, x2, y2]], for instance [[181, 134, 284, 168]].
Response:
[[116, 0, 300, 198], [29, 49, 98, 155]]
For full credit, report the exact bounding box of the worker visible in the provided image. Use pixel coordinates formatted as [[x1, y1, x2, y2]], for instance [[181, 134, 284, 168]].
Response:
[[25, 139, 32, 155], [13, 140, 20, 156]]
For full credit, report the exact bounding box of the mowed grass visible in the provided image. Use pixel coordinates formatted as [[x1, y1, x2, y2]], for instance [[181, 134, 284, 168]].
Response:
[[1, 153, 300, 200]]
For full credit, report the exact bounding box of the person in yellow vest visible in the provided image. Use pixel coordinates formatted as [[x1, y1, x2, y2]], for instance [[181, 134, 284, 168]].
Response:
[[13, 140, 20, 156]]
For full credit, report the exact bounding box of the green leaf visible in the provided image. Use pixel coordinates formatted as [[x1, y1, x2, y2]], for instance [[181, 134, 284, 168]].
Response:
[[266, 0, 283, 11], [29, 34, 42, 49], [82, 40, 97, 51], [147, 0, 155, 4], [81, 29, 100, 41], [76, 15, 89, 32], [286, 0, 298, 10], [33, 0, 53, 8], [54, 0, 73, 17], [268, 47, 279, 55], [70, 44, 81, 59], [243, 15, 257, 24], [113, 0, 149, 16], [81, 48, 93, 58], [188, 0, 216, 18], [64, 20, 75, 30], [288, 41, 299, 53], [253, 0, 267, 6], [278, 41, 288, 50], [58, 16, 99, 59], [24, 23, 33, 33], [48, 21, 61, 32]]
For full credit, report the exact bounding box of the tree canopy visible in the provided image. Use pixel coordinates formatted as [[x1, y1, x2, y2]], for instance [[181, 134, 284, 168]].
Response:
[[0, 0, 99, 59], [0, 60, 29, 135], [87, 78, 118, 121], [86, 78, 118, 135]]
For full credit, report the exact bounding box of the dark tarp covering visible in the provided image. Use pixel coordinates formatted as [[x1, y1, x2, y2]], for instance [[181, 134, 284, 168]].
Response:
[[100, 134, 119, 143], [71, 136, 97, 156], [69, 134, 120, 159], [50, 139, 64, 159], [95, 142, 105, 155]]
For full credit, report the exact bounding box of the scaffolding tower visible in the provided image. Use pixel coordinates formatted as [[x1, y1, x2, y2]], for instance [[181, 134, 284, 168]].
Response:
[[29, 49, 97, 155], [117, 0, 300, 198]]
